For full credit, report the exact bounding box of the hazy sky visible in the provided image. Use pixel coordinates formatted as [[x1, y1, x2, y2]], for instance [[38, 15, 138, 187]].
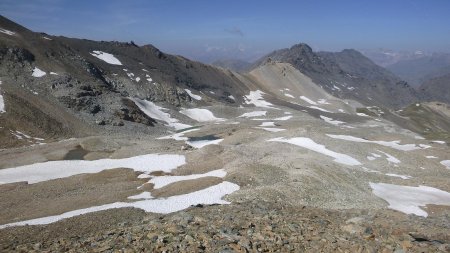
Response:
[[2, 0, 450, 62]]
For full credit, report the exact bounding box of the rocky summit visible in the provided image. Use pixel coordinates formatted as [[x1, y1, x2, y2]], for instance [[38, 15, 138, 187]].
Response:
[[0, 14, 450, 253]]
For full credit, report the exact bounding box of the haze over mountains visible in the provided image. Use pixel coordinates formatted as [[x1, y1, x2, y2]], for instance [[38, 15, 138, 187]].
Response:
[[1, 14, 450, 252]]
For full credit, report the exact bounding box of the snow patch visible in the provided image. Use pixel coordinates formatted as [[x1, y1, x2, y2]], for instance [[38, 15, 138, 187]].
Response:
[[284, 93, 294, 98], [0, 154, 186, 185], [186, 138, 223, 148], [308, 106, 333, 113], [185, 89, 202, 100], [299, 96, 317, 105], [180, 108, 224, 122], [128, 192, 153, 200], [256, 127, 285, 132], [149, 169, 227, 189], [273, 115, 292, 121], [441, 160, 450, 169], [320, 115, 344, 126], [431, 140, 446, 144], [239, 111, 267, 118], [268, 137, 361, 166], [244, 90, 275, 108], [0, 80, 4, 113], [385, 174, 411, 180], [326, 134, 428, 151], [0, 28, 15, 35], [131, 98, 191, 130], [425, 156, 437, 159], [0, 181, 240, 228], [370, 183, 450, 217], [90, 51, 122, 65], [259, 122, 275, 127], [32, 67, 46, 77]]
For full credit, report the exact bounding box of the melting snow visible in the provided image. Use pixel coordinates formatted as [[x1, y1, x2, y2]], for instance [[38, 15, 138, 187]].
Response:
[[244, 90, 275, 108], [180, 108, 224, 122], [131, 98, 191, 130], [356, 113, 370, 117], [326, 134, 428, 151], [228, 95, 235, 100], [0, 154, 186, 185], [90, 51, 122, 65], [42, 36, 52, 40], [185, 89, 202, 100], [431, 140, 446, 144], [135, 77, 141, 82], [186, 138, 223, 148], [320, 115, 344, 126], [149, 169, 226, 189], [268, 137, 361, 166], [239, 111, 267, 118], [370, 183, 450, 217], [425, 155, 438, 159], [0, 181, 240, 228], [299, 96, 317, 105], [32, 67, 46, 77], [0, 28, 15, 35], [50, 72, 58, 75]]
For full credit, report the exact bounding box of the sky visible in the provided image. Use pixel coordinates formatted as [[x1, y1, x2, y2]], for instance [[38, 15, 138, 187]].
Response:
[[2, 0, 450, 63]]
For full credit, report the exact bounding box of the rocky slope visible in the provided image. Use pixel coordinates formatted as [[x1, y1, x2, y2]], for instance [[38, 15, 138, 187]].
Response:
[[0, 15, 250, 148], [419, 73, 450, 104]]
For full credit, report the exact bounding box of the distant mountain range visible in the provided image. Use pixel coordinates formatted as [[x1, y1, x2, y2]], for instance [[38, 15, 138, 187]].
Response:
[[361, 48, 450, 89]]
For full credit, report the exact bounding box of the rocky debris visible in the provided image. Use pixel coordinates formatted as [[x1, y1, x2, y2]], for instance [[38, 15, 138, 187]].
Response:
[[1, 201, 449, 252]]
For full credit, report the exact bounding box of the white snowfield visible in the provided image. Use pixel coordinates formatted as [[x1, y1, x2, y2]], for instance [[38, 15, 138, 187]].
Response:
[[180, 108, 224, 122], [131, 98, 191, 130], [0, 181, 240, 228], [244, 90, 276, 108], [90, 51, 122, 65], [32, 67, 46, 77], [186, 138, 224, 148], [370, 183, 450, 217], [326, 134, 429, 151], [0, 154, 186, 185], [441, 160, 450, 169], [0, 28, 15, 35], [239, 111, 267, 118], [149, 169, 227, 189], [320, 115, 344, 126], [185, 89, 202, 100], [0, 80, 5, 113], [268, 137, 361, 166]]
